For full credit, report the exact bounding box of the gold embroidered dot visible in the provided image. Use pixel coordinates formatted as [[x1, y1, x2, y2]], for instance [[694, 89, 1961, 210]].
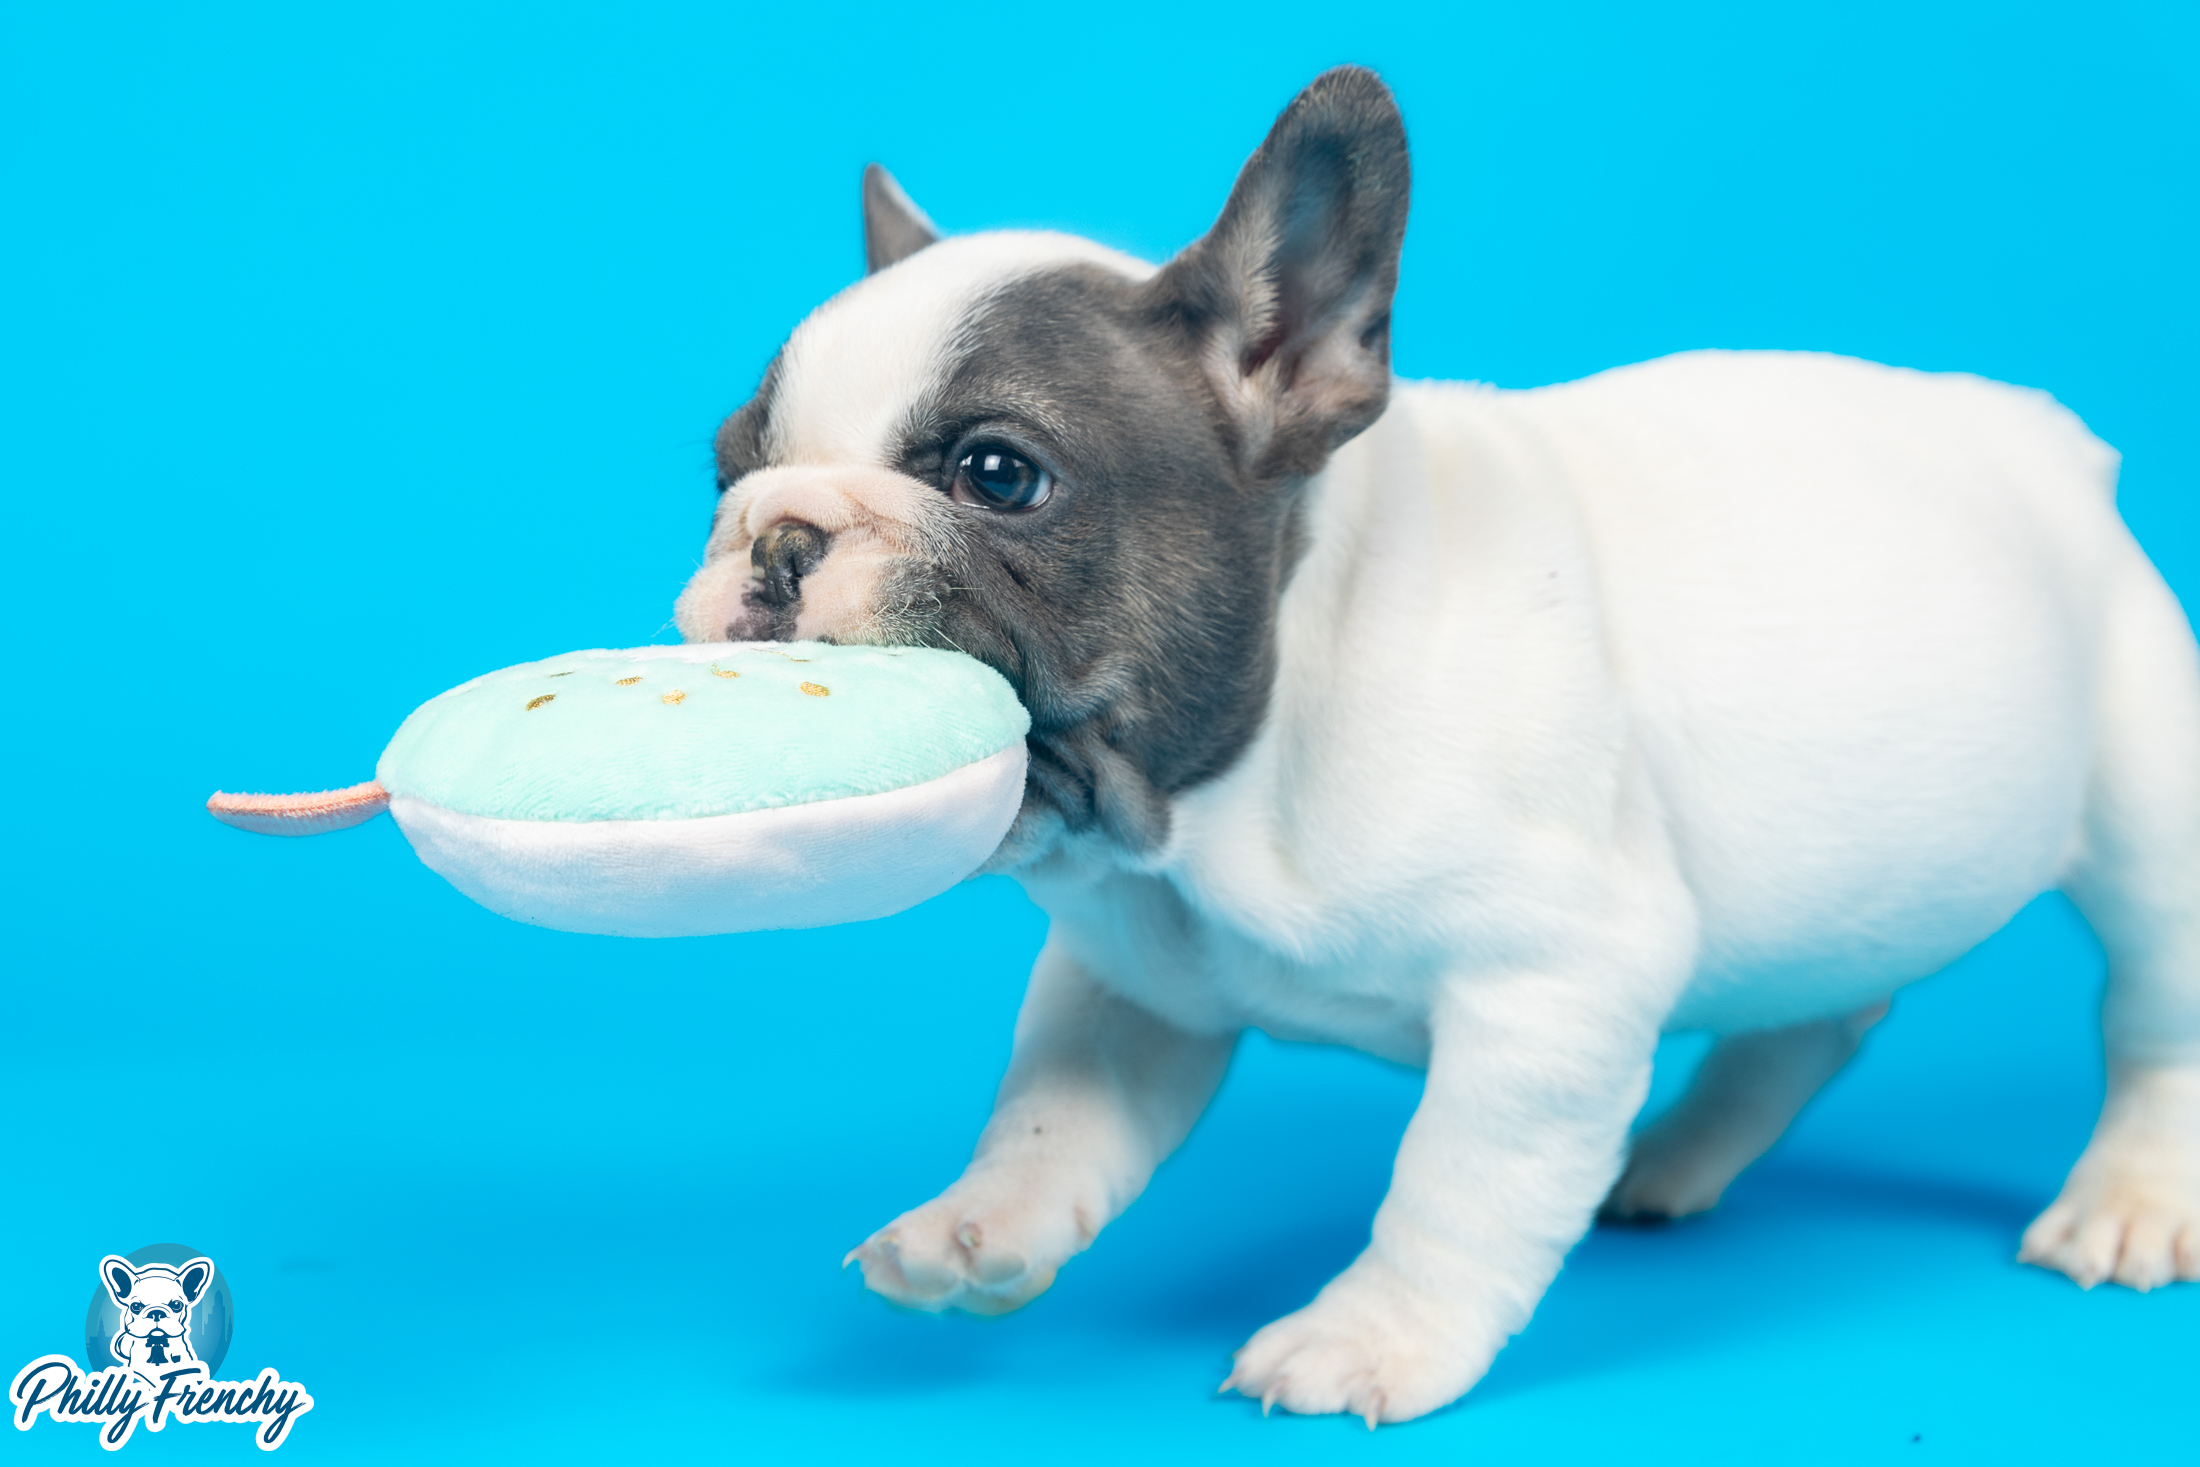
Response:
[[799, 681, 829, 697], [614, 676, 643, 686], [526, 694, 556, 711], [710, 667, 739, 679], [662, 689, 686, 705]]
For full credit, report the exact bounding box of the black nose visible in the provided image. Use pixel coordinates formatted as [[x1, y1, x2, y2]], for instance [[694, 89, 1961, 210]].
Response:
[[147, 1309, 165, 1322], [751, 521, 830, 609]]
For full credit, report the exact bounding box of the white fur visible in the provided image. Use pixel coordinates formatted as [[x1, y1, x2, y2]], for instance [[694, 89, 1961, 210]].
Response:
[[830, 340, 2200, 1423], [770, 233, 1153, 465]]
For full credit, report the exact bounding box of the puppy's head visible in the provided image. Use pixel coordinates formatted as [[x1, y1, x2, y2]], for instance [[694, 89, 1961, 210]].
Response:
[[101, 1256, 211, 1344], [675, 67, 1410, 862]]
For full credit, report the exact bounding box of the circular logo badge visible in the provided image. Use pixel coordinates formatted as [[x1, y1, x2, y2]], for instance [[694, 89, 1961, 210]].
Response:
[[83, 1243, 233, 1374]]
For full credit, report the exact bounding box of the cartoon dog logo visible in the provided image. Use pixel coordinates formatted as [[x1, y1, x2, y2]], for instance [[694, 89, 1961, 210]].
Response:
[[99, 1254, 214, 1387]]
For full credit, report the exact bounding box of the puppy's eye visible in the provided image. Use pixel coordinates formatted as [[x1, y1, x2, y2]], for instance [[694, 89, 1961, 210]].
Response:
[[951, 443, 1052, 511], [130, 1302, 143, 1314]]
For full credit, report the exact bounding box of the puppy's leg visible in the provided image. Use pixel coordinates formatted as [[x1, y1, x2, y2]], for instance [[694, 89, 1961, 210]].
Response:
[[849, 941, 1234, 1314], [1602, 1002, 1887, 1221], [1225, 963, 1667, 1425], [2034, 550, 2200, 1290]]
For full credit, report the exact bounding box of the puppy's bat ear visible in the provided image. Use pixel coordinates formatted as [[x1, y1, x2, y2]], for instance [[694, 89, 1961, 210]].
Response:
[[101, 1256, 137, 1306], [863, 164, 941, 274], [1148, 66, 1410, 482], [176, 1259, 214, 1304]]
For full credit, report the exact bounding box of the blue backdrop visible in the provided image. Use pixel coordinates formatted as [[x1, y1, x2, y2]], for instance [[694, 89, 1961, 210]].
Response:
[[3, 2, 2195, 1461]]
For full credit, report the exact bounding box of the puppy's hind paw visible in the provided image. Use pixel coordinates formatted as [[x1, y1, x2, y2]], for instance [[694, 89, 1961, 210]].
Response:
[[1599, 1141, 1733, 1222], [1601, 1152, 1716, 1222]]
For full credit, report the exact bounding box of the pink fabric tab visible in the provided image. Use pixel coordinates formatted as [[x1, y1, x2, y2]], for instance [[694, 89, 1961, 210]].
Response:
[[207, 781, 389, 836]]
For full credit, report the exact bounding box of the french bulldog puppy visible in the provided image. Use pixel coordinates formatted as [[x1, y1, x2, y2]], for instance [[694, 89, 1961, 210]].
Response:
[[101, 1256, 212, 1387], [673, 68, 2200, 1423]]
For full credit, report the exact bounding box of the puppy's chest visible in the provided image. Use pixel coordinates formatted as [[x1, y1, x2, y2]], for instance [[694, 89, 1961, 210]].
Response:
[[1028, 863, 1439, 1065]]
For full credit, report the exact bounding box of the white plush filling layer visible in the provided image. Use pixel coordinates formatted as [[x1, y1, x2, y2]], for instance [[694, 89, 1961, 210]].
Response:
[[388, 742, 1028, 938]]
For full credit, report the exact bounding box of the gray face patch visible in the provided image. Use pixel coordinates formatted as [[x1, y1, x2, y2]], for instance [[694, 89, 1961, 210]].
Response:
[[881, 263, 1301, 851], [695, 66, 1411, 858], [713, 355, 780, 490]]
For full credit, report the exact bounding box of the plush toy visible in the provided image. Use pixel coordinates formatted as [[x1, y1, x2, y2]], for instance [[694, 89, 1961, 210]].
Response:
[[208, 643, 1029, 937]]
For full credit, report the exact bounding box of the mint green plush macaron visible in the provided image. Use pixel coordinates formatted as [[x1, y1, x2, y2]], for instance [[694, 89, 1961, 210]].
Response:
[[377, 642, 1028, 824], [211, 642, 1031, 938]]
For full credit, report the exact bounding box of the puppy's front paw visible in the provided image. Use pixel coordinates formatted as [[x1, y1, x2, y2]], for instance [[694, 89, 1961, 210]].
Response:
[[1221, 1258, 1496, 1427], [2020, 1165, 2200, 1292], [2022, 1068, 2200, 1292], [848, 1182, 1093, 1316]]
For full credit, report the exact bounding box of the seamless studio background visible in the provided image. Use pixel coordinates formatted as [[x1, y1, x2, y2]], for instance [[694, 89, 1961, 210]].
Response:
[[2, 2, 2195, 1461]]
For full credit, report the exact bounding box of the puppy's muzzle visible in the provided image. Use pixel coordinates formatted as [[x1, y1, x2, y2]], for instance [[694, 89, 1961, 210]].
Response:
[[751, 521, 831, 611], [673, 464, 956, 647]]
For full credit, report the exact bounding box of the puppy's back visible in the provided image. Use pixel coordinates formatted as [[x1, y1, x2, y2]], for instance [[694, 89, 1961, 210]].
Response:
[[1441, 351, 2126, 1025]]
